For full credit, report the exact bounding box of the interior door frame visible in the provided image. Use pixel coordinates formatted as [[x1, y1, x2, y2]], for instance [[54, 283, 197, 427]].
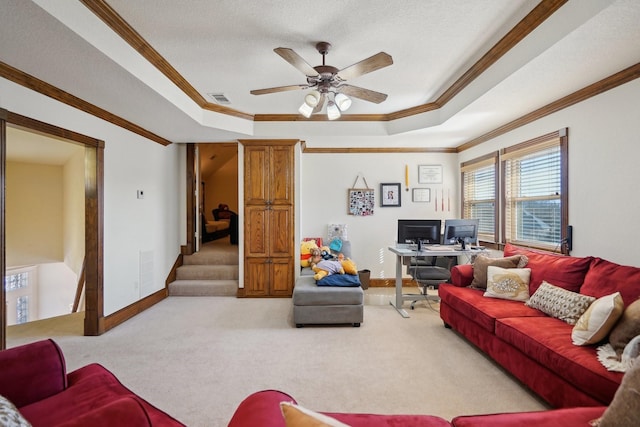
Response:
[[0, 109, 104, 348]]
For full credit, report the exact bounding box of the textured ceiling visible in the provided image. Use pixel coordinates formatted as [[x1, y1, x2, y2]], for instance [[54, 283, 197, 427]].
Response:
[[1, 0, 639, 148]]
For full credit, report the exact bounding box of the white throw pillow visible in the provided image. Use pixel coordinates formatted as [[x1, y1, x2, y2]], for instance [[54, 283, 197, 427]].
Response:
[[572, 292, 624, 346], [483, 266, 531, 301]]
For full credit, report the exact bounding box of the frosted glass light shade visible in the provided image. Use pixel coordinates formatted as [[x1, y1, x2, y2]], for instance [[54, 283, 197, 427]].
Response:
[[304, 90, 321, 107], [327, 101, 341, 120], [334, 93, 352, 111], [298, 102, 313, 118]]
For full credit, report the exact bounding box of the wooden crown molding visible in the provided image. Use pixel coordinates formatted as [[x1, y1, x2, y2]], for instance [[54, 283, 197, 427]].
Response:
[[457, 62, 640, 152], [3, 1, 637, 154], [0, 61, 172, 146], [82, 0, 564, 123], [80, 0, 253, 121]]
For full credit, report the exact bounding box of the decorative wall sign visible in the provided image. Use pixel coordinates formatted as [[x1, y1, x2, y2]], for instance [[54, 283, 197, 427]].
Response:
[[348, 189, 374, 216], [348, 175, 374, 216], [418, 164, 443, 184], [381, 183, 401, 207], [412, 188, 431, 202]]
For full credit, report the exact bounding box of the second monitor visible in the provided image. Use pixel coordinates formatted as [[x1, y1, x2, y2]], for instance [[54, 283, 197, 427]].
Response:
[[443, 219, 479, 249]]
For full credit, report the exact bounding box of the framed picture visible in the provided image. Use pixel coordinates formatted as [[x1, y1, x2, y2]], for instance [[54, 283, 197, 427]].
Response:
[[418, 164, 443, 184], [412, 188, 431, 202], [381, 183, 401, 207]]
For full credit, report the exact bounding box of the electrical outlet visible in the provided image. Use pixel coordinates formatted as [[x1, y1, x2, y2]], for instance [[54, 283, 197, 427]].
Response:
[[137, 190, 144, 199]]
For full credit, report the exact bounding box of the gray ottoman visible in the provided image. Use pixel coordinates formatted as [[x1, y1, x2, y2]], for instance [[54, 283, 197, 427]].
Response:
[[292, 275, 364, 327]]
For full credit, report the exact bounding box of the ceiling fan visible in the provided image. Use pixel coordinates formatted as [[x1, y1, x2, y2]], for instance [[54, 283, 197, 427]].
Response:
[[250, 42, 393, 119]]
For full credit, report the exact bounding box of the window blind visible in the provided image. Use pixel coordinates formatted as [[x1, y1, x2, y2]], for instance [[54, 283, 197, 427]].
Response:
[[503, 138, 562, 249], [462, 153, 497, 243]]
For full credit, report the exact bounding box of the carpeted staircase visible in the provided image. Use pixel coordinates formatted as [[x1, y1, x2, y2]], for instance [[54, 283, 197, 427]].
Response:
[[168, 240, 239, 296]]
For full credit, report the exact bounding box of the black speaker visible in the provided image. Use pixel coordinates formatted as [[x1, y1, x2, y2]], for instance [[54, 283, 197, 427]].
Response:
[[566, 225, 573, 251]]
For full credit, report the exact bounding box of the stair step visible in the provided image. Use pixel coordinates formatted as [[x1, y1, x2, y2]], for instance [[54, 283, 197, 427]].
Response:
[[183, 251, 238, 265], [169, 280, 238, 296], [176, 264, 238, 280]]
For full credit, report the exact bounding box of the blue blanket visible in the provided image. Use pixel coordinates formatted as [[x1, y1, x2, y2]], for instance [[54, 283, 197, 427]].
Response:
[[316, 274, 361, 287]]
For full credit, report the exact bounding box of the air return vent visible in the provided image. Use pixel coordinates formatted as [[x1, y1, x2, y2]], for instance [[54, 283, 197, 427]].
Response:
[[208, 93, 231, 104]]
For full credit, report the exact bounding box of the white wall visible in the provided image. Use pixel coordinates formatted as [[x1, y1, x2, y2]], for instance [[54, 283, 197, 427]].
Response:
[[1, 77, 183, 316], [299, 151, 459, 278]]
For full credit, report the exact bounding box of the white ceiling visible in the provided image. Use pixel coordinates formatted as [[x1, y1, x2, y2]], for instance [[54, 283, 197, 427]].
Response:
[[1, 0, 639, 149]]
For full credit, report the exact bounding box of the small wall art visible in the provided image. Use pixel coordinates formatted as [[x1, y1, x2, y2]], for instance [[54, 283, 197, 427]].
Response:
[[381, 183, 401, 207], [412, 188, 431, 202]]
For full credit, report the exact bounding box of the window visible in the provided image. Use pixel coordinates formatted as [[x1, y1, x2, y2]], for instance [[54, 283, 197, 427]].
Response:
[[461, 129, 569, 253], [461, 152, 498, 243], [502, 130, 567, 252]]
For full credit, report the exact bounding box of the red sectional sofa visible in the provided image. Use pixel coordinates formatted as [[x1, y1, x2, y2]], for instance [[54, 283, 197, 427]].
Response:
[[227, 389, 607, 426], [0, 339, 184, 427], [438, 243, 640, 408]]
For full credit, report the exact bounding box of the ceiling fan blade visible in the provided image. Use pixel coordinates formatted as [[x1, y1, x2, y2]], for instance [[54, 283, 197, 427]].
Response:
[[274, 47, 319, 77], [336, 52, 393, 81], [339, 85, 388, 104], [250, 84, 309, 95], [312, 93, 326, 114]]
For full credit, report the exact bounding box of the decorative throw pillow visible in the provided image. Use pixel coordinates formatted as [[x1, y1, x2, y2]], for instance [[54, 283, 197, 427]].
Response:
[[590, 356, 640, 427], [484, 266, 531, 301], [572, 292, 625, 346], [280, 402, 349, 427], [608, 298, 640, 355], [0, 395, 31, 427], [470, 254, 528, 290], [526, 281, 596, 325]]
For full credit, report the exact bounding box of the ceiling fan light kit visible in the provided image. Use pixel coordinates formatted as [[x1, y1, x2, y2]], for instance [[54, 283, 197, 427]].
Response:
[[251, 41, 393, 120], [326, 101, 341, 120]]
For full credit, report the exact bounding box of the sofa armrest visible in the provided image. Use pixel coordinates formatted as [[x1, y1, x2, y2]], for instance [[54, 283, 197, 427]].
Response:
[[0, 339, 67, 407], [450, 264, 474, 287], [228, 389, 296, 427]]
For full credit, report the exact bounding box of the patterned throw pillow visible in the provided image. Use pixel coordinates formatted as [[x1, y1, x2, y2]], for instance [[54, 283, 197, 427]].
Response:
[[484, 266, 531, 301], [526, 281, 596, 325], [0, 395, 31, 427], [572, 292, 625, 346], [470, 255, 528, 290]]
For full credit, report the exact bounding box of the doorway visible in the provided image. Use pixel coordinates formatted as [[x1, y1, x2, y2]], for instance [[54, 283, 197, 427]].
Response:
[[1, 109, 104, 349]]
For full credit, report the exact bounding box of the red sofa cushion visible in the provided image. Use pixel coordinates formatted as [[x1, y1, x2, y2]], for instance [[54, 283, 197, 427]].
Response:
[[504, 243, 592, 294], [438, 284, 545, 332], [19, 363, 183, 427], [0, 339, 67, 408], [326, 412, 451, 426], [451, 406, 605, 427], [581, 257, 640, 306], [56, 397, 151, 427], [495, 317, 623, 405]]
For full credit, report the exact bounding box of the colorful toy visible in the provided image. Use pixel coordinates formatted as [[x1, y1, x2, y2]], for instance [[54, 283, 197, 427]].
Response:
[[300, 240, 319, 268]]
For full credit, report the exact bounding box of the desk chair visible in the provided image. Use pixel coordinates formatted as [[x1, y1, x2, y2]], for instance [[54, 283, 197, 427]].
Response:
[[407, 256, 453, 309]]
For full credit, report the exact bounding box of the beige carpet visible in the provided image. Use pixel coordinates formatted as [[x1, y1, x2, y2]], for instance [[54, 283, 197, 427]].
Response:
[[7, 291, 548, 426]]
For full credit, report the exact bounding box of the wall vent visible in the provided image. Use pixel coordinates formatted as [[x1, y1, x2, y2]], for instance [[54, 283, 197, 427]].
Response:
[[208, 93, 231, 104]]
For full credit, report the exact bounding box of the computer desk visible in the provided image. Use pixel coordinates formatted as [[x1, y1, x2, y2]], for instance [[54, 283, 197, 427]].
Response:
[[388, 245, 485, 318]]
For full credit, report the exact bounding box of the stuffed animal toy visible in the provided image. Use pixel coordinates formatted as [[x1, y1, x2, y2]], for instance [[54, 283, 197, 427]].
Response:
[[300, 240, 319, 268], [340, 257, 358, 275], [310, 259, 345, 281]]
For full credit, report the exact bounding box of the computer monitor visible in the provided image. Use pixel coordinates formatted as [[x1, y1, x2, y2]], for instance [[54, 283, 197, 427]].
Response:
[[397, 219, 442, 247], [443, 219, 479, 249]]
